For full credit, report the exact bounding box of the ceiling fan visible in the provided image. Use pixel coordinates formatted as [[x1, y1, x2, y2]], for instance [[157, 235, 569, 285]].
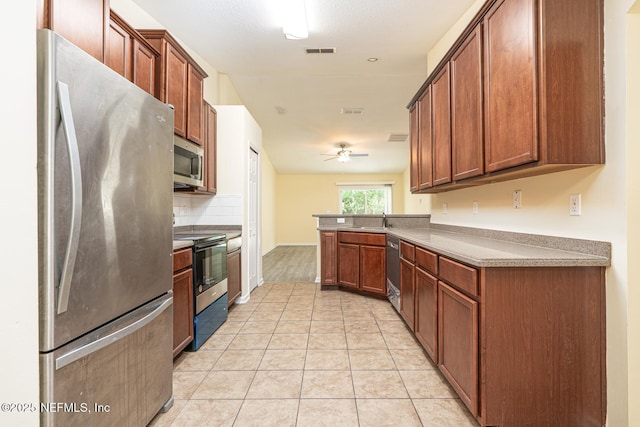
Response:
[[322, 143, 369, 162]]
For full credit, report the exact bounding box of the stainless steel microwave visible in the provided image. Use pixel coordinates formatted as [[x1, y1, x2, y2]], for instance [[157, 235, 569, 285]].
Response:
[[174, 136, 204, 188]]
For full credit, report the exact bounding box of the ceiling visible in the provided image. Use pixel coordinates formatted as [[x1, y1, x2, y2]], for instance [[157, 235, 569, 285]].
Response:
[[131, 0, 477, 174]]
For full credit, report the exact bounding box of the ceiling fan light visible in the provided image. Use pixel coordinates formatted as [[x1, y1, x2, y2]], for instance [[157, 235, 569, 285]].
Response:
[[337, 153, 351, 162], [281, 0, 308, 40]]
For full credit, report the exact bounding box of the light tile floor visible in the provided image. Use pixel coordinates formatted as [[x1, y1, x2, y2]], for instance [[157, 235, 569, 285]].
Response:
[[149, 282, 478, 427]]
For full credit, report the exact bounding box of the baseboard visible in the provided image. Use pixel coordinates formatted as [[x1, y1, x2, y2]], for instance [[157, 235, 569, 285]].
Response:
[[235, 293, 251, 304]]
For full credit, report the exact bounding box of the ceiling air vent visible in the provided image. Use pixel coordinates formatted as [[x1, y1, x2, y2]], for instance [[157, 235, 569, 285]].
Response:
[[305, 47, 337, 54], [387, 133, 408, 142], [341, 107, 365, 115]]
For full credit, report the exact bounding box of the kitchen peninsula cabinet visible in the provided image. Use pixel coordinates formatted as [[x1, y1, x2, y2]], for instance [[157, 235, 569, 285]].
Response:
[[138, 30, 208, 145], [320, 231, 337, 286], [408, 0, 604, 193], [337, 232, 386, 296], [37, 0, 108, 61], [172, 248, 194, 357], [106, 11, 159, 96]]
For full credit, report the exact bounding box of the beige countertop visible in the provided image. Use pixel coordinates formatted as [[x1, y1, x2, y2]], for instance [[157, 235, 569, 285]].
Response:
[[318, 225, 611, 268], [173, 240, 193, 251]]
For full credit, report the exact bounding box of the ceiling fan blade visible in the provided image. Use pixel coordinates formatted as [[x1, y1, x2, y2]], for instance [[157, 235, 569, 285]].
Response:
[[350, 153, 369, 157], [323, 156, 338, 161]]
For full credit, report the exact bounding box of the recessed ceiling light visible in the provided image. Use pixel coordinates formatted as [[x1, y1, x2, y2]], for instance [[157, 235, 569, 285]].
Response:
[[367, 57, 379, 62]]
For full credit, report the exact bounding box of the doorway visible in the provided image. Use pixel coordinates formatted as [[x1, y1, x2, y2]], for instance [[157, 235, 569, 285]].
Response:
[[248, 148, 260, 291]]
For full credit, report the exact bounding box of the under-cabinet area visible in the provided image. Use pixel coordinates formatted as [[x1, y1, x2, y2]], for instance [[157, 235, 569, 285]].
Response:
[[317, 215, 610, 427]]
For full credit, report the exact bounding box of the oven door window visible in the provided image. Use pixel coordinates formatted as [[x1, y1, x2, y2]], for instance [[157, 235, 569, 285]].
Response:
[[194, 243, 227, 292]]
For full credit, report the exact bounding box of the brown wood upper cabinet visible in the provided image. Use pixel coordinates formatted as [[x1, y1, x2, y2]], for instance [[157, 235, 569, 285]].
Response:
[[451, 26, 484, 180], [409, 0, 604, 193], [38, 0, 109, 62], [175, 102, 217, 195], [105, 11, 159, 96], [409, 105, 420, 193], [138, 30, 208, 146], [418, 88, 433, 190], [432, 64, 452, 186]]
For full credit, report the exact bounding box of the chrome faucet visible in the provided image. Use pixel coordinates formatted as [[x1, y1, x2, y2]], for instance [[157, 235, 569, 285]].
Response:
[[382, 212, 388, 228]]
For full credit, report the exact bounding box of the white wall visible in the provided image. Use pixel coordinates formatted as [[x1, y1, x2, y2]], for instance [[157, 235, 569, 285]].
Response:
[[626, 2, 640, 424], [215, 106, 263, 298], [419, 0, 637, 425], [0, 1, 39, 426]]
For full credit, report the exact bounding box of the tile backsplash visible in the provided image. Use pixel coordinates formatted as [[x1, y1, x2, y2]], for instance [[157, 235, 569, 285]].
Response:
[[173, 194, 242, 226]]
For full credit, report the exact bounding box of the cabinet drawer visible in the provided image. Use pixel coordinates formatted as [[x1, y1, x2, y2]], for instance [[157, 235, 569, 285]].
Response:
[[338, 231, 385, 246], [173, 248, 192, 273], [400, 240, 415, 262], [438, 257, 478, 297], [416, 247, 438, 275]]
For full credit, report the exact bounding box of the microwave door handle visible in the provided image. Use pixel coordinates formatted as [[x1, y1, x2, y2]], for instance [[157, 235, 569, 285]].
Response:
[[56, 81, 83, 314]]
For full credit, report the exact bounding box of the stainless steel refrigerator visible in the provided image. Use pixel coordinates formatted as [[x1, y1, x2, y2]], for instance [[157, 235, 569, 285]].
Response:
[[37, 30, 174, 427]]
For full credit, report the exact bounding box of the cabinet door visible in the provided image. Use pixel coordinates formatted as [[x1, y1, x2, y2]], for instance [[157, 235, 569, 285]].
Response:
[[204, 103, 218, 193], [338, 243, 359, 289], [320, 231, 337, 285], [172, 268, 194, 357], [360, 245, 386, 295], [438, 282, 479, 416], [415, 267, 438, 363], [132, 39, 157, 96], [44, 0, 107, 61], [418, 87, 433, 190], [187, 64, 205, 145], [105, 16, 131, 79], [484, 0, 538, 172], [451, 26, 484, 181], [409, 105, 420, 193], [165, 43, 188, 138], [399, 257, 415, 330], [432, 64, 452, 186], [227, 250, 241, 307]]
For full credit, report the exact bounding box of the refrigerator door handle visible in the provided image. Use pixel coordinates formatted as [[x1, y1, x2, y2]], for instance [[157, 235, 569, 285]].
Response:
[[55, 296, 173, 370], [56, 81, 83, 314]]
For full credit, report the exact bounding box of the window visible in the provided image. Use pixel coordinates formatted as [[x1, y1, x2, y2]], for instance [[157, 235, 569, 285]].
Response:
[[338, 184, 392, 214]]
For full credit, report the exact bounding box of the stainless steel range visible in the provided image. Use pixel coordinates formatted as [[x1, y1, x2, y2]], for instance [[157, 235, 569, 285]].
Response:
[[174, 232, 228, 349]]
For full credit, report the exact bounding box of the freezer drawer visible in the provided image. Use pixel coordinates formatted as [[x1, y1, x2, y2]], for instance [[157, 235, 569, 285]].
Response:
[[40, 294, 173, 427]]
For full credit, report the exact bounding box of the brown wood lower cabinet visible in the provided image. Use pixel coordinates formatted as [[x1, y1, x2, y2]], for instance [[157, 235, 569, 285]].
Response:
[[414, 266, 438, 363], [172, 248, 194, 357], [320, 231, 337, 286], [399, 257, 415, 330], [336, 232, 386, 296], [227, 248, 241, 307], [438, 281, 479, 416]]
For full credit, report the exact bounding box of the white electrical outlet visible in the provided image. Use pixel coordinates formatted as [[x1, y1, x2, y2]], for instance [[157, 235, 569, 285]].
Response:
[[442, 202, 448, 214], [337, 217, 345, 224], [569, 194, 582, 216], [513, 190, 522, 209], [472, 201, 479, 215]]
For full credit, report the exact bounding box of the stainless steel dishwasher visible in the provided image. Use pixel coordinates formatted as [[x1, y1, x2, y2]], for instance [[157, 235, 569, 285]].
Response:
[[386, 234, 400, 312]]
